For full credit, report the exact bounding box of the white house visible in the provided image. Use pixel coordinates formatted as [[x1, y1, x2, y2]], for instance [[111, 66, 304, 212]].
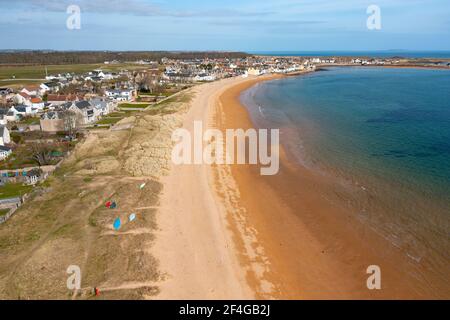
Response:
[[9, 105, 33, 117], [0, 115, 7, 126], [6, 110, 19, 122], [105, 89, 134, 102], [13, 93, 32, 106], [90, 98, 116, 118], [40, 82, 60, 93], [26, 169, 43, 185], [194, 74, 216, 82], [0, 146, 12, 160], [30, 97, 45, 111], [247, 68, 261, 76], [20, 87, 38, 96], [67, 101, 96, 124], [0, 126, 11, 146]]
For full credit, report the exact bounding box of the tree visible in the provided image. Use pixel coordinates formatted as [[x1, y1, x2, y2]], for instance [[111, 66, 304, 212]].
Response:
[[59, 110, 80, 137], [30, 143, 54, 166], [134, 72, 145, 95], [134, 72, 158, 94]]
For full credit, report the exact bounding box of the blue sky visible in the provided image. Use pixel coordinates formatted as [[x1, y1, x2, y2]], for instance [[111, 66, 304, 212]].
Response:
[[1, 0, 450, 51]]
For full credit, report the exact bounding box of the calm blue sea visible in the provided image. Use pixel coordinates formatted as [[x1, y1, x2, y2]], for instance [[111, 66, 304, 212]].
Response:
[[250, 51, 450, 59], [241, 67, 450, 279]]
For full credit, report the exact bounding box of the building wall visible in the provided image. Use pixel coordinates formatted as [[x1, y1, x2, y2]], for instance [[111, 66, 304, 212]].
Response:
[[0, 128, 10, 145], [3, 129, 10, 144]]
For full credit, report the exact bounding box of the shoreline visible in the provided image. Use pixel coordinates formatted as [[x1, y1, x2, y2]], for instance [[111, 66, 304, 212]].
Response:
[[211, 73, 447, 299], [153, 70, 448, 299], [316, 64, 450, 70]]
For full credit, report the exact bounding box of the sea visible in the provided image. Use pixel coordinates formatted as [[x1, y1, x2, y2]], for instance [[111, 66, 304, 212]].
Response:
[[241, 67, 450, 289]]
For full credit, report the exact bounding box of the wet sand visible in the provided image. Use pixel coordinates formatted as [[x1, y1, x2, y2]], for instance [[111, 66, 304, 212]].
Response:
[[212, 74, 447, 299]]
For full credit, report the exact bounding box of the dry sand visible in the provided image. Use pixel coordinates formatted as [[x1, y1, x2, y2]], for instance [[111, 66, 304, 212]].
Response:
[[154, 78, 258, 299]]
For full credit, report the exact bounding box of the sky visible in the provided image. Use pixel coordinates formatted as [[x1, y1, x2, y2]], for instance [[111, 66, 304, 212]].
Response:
[[1, 0, 450, 52]]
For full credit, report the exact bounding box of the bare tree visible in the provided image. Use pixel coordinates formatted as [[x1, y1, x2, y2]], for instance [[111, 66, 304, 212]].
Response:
[[30, 143, 53, 166], [59, 110, 80, 137], [146, 74, 162, 94], [134, 71, 158, 95], [134, 73, 145, 95]]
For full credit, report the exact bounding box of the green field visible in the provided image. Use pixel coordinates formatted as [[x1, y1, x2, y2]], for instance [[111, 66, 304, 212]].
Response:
[[0, 183, 33, 200], [119, 103, 150, 109], [96, 117, 123, 125], [0, 208, 10, 218], [95, 109, 142, 126], [0, 64, 101, 80], [0, 79, 43, 87], [0, 63, 150, 86], [19, 117, 40, 125], [138, 92, 172, 97]]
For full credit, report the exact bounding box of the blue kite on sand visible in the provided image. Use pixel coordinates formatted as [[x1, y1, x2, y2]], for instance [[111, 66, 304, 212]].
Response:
[[113, 218, 121, 230]]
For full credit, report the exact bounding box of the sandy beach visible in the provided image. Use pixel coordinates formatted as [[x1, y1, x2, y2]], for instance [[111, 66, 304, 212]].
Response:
[[154, 73, 447, 299], [154, 77, 258, 299]]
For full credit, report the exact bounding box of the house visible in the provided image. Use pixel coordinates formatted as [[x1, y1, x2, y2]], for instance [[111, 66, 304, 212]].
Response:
[[13, 92, 32, 106], [105, 89, 134, 102], [9, 105, 33, 117], [0, 146, 12, 161], [194, 73, 216, 82], [47, 94, 68, 105], [65, 101, 95, 124], [20, 86, 39, 96], [40, 82, 60, 93], [6, 110, 19, 122], [90, 98, 116, 118], [30, 97, 45, 111], [26, 168, 43, 185], [0, 88, 13, 105], [0, 115, 7, 126], [163, 72, 194, 83], [75, 101, 95, 124], [247, 68, 261, 76], [0, 126, 11, 146], [0, 88, 12, 96], [0, 109, 8, 125], [47, 94, 82, 107]]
